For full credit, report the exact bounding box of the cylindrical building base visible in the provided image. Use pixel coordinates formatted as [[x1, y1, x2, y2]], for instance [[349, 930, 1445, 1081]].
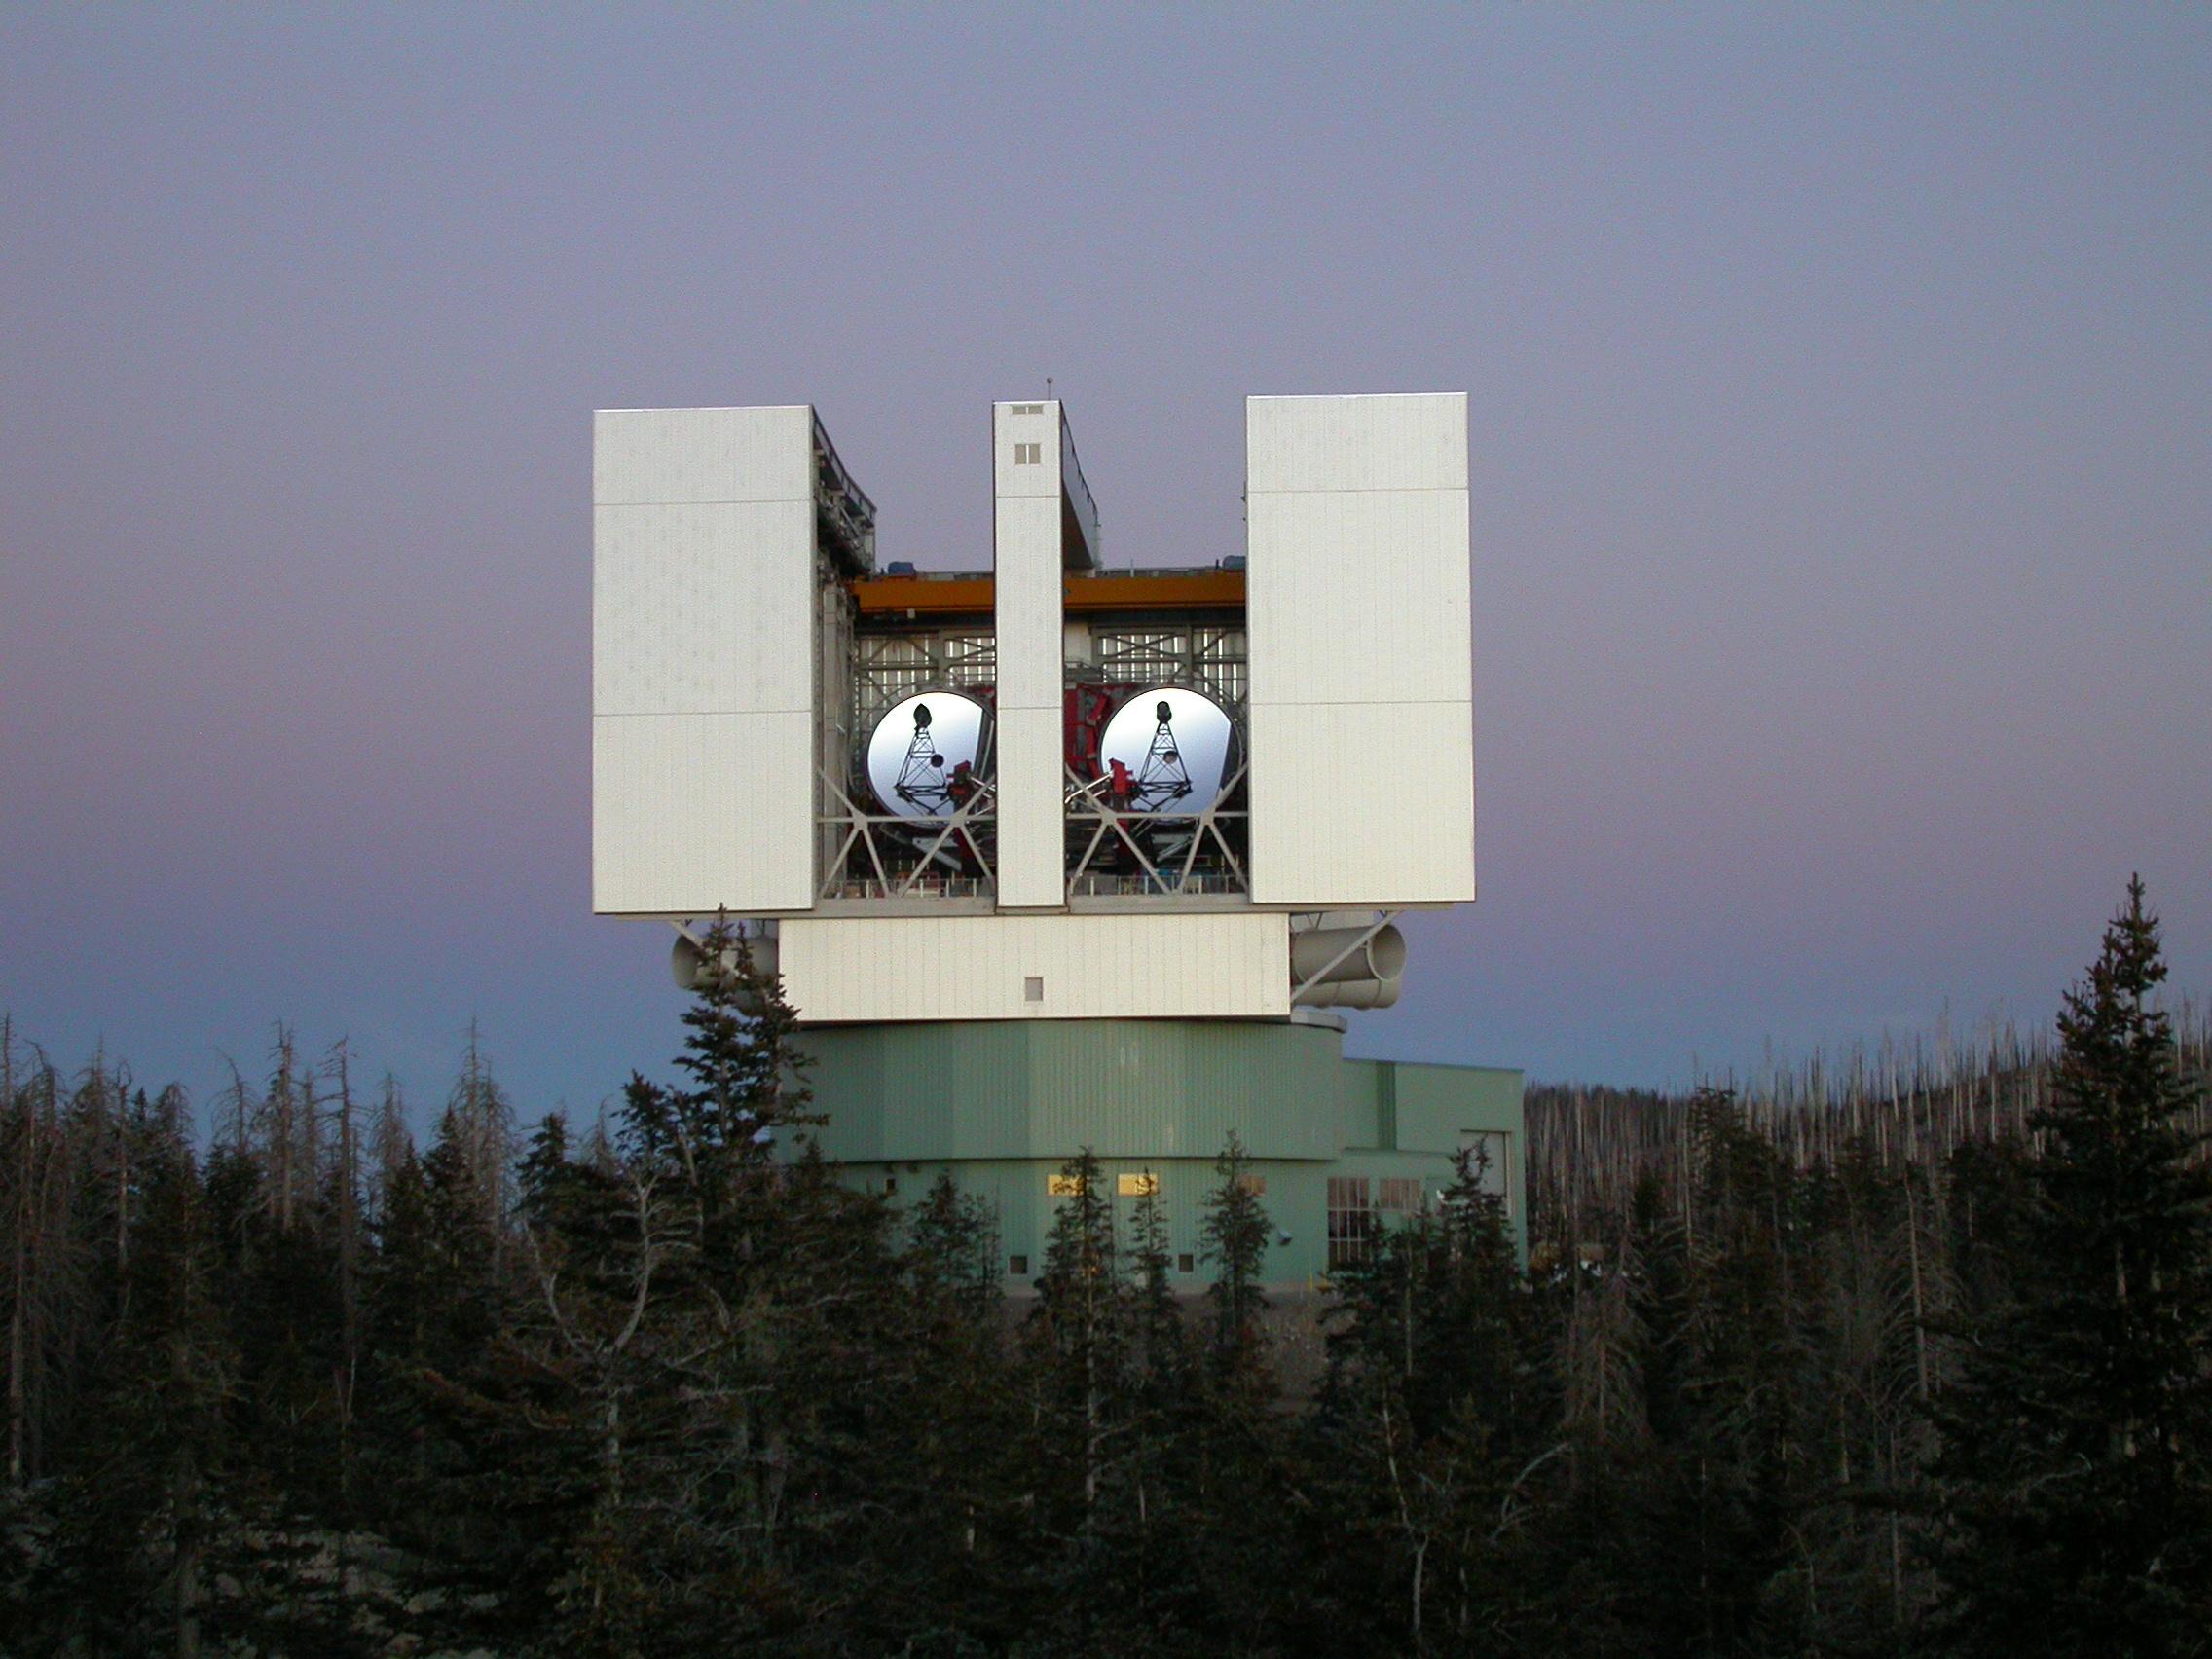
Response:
[[799, 1018, 1523, 1286]]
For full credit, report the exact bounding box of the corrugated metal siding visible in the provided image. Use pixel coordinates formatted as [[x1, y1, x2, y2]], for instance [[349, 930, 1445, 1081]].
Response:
[[1245, 488, 1468, 707], [802, 1017, 1346, 1164], [593, 405, 813, 504], [1245, 393, 1475, 907], [993, 401, 1066, 908], [777, 912, 1290, 1023], [593, 501, 814, 717], [592, 712, 814, 912], [1245, 391, 1466, 495], [591, 406, 820, 915], [1391, 1061, 1523, 1152], [1249, 702, 1474, 906], [992, 704, 1063, 907], [1393, 1062, 1527, 1233]]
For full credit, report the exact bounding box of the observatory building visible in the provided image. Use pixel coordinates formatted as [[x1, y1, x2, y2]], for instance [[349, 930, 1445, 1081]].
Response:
[[592, 394, 1522, 1282]]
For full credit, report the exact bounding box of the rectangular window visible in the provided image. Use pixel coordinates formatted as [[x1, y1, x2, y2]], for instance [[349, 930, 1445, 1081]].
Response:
[[883, 1175, 899, 1197], [1009, 1254, 1028, 1275], [1176, 1253, 1195, 1274], [1014, 441, 1042, 464], [1012, 402, 1044, 415], [1118, 1171, 1159, 1198], [1378, 1176, 1422, 1214], [1024, 976, 1045, 1003], [1326, 1175, 1374, 1271]]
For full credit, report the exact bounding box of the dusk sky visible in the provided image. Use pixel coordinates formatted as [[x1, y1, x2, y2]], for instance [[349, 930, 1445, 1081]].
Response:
[[4, 7, 2207, 1124]]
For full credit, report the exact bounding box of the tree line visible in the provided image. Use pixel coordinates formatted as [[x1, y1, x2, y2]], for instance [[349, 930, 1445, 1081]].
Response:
[[2, 882, 2207, 1655]]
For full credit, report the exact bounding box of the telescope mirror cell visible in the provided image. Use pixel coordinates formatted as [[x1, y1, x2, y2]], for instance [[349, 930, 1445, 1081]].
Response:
[[866, 690, 988, 822], [1097, 686, 1237, 818]]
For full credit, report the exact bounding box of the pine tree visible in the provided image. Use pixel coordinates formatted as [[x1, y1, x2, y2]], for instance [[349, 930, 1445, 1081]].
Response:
[[54, 1088, 233, 1656], [1198, 1132, 1271, 1379], [907, 1170, 1001, 1323], [1929, 878, 2212, 1653], [1030, 1149, 1127, 1529]]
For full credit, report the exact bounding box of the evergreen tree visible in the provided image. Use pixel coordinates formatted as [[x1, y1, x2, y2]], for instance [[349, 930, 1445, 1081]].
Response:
[[1029, 1149, 1129, 1530], [1198, 1132, 1271, 1379], [1929, 878, 2212, 1654], [907, 1169, 1002, 1321]]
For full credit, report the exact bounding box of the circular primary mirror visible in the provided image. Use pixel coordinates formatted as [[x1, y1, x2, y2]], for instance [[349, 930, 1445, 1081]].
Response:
[[866, 691, 990, 822], [1095, 686, 1237, 817]]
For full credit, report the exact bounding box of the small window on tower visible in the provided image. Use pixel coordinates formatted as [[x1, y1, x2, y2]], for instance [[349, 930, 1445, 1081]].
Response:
[[1014, 441, 1042, 464], [1024, 976, 1045, 1003]]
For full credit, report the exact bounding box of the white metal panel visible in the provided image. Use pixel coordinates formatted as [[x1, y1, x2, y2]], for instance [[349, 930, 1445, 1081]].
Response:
[[592, 712, 814, 913], [993, 400, 1059, 500], [994, 705, 1065, 908], [1245, 489, 1469, 708], [778, 912, 1291, 1023], [593, 405, 821, 915], [593, 406, 813, 505], [1246, 392, 1467, 495], [1246, 393, 1474, 906], [993, 400, 1067, 908], [592, 501, 814, 716], [992, 496, 1064, 712], [1248, 702, 1474, 904]]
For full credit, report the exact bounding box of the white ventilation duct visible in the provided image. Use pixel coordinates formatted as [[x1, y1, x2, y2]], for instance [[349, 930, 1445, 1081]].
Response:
[[1289, 922, 1406, 1009], [1290, 923, 1407, 986], [670, 931, 779, 993], [1302, 977, 1402, 1010]]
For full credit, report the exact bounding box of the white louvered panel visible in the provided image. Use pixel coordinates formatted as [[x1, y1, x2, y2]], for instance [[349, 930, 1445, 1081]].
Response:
[[592, 501, 814, 717], [592, 406, 813, 505], [592, 712, 814, 914], [778, 913, 1291, 1023]]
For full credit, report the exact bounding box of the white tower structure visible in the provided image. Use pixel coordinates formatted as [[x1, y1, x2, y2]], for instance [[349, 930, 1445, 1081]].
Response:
[[593, 393, 1474, 1015], [591, 392, 1513, 1284]]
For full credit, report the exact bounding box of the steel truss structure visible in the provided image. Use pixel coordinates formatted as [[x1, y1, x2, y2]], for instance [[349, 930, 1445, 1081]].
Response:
[[819, 628, 999, 902], [1065, 621, 1249, 901], [1093, 625, 1246, 712]]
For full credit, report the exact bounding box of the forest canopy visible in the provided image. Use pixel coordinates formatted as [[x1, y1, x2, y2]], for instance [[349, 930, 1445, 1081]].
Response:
[[2, 885, 2208, 1656]]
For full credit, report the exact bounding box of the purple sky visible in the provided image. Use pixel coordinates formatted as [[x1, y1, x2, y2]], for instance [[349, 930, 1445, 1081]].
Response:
[[4, 7, 2207, 1123]]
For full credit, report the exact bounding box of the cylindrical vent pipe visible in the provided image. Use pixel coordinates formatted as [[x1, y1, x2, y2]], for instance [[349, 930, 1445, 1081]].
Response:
[[1290, 924, 1407, 987], [670, 931, 779, 994], [1304, 977, 1402, 1010], [1289, 923, 1406, 1009]]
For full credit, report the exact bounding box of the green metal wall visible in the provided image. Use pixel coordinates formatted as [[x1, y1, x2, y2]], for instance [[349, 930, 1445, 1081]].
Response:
[[803, 1018, 1350, 1163], [798, 1019, 1524, 1284]]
